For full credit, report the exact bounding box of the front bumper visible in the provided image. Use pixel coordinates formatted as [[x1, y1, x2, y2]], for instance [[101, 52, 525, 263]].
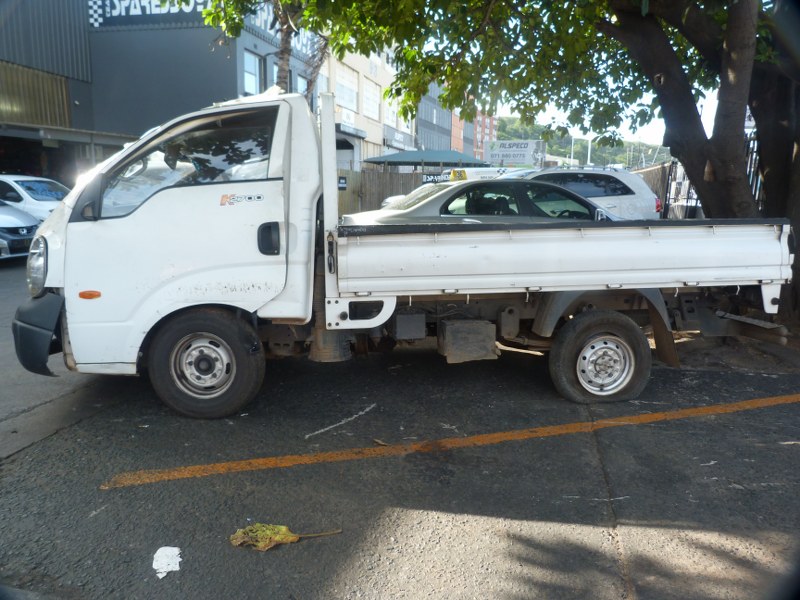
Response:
[[12, 292, 65, 376]]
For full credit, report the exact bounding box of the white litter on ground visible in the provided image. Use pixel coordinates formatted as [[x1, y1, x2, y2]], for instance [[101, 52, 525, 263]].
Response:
[[152, 546, 181, 579], [305, 403, 377, 439]]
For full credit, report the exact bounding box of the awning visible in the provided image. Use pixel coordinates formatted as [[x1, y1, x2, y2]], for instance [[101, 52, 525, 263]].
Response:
[[364, 149, 489, 167]]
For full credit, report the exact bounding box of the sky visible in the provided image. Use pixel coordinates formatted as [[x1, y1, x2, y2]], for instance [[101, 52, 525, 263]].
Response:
[[498, 94, 719, 147]]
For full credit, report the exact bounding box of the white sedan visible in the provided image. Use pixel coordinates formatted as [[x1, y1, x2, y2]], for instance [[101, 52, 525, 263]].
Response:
[[344, 180, 619, 226], [0, 175, 70, 222]]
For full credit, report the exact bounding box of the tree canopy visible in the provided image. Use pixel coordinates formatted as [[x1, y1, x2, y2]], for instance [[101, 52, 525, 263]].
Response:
[[180, 2, 799, 219]]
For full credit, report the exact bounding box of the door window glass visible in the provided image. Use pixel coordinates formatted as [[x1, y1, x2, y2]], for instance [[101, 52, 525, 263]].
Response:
[[442, 184, 520, 216], [535, 173, 633, 197], [100, 108, 277, 218], [525, 184, 592, 219]]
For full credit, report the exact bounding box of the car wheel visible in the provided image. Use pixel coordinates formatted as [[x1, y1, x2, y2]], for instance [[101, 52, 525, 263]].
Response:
[[548, 310, 651, 404], [147, 308, 265, 418]]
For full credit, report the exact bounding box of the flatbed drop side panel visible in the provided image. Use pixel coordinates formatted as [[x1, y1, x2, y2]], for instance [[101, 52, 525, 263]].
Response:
[[335, 220, 792, 308]]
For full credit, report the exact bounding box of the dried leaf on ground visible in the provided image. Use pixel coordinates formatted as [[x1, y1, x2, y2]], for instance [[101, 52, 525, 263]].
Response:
[[230, 523, 342, 552]]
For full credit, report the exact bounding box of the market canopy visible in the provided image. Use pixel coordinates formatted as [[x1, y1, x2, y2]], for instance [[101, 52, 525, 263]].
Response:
[[364, 149, 489, 167]]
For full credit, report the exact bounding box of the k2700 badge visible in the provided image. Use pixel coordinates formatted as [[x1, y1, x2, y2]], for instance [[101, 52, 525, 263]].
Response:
[[220, 193, 265, 206]]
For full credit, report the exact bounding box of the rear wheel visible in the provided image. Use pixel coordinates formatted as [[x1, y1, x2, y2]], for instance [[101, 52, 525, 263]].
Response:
[[548, 310, 651, 404], [147, 308, 265, 418]]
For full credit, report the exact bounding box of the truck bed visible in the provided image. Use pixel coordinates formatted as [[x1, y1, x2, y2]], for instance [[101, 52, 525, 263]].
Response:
[[335, 219, 792, 300]]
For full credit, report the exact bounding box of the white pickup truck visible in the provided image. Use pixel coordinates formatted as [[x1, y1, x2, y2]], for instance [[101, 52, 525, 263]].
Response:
[[12, 93, 794, 418]]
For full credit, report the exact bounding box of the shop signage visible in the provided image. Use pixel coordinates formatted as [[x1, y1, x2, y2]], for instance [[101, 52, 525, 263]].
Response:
[[88, 0, 211, 27], [88, 0, 319, 62], [486, 140, 545, 167]]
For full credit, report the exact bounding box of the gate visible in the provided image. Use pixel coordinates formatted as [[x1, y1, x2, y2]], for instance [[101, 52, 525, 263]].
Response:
[[660, 132, 764, 218]]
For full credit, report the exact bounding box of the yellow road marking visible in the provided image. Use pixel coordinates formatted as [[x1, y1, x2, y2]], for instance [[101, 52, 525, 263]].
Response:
[[100, 393, 800, 490]]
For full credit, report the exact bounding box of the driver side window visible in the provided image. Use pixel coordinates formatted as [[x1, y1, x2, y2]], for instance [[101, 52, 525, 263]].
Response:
[[441, 184, 520, 216], [526, 187, 592, 220], [101, 108, 277, 218]]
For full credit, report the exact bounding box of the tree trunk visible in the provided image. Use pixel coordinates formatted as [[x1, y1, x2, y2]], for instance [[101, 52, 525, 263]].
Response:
[[270, 0, 295, 92], [706, 0, 759, 218], [750, 69, 794, 218], [304, 35, 329, 104], [598, 10, 718, 215], [602, 4, 760, 218], [780, 82, 800, 322]]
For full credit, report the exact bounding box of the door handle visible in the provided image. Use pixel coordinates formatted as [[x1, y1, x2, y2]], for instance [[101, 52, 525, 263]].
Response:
[[258, 222, 280, 255]]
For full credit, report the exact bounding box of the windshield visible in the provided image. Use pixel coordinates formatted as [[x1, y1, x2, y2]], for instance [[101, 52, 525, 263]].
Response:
[[385, 183, 452, 210], [15, 179, 70, 201]]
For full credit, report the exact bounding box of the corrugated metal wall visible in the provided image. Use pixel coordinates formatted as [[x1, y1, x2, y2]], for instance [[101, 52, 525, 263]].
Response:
[[0, 61, 69, 127], [0, 0, 90, 81]]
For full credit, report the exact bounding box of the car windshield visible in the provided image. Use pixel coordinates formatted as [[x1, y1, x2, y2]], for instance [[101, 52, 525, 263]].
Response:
[[15, 179, 70, 201], [385, 183, 451, 210]]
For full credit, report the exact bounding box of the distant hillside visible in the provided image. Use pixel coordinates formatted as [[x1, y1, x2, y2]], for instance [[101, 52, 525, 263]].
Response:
[[497, 117, 669, 169]]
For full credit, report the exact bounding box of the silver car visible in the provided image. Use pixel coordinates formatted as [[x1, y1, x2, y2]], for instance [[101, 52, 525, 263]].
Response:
[[524, 167, 661, 220], [0, 200, 39, 260], [344, 180, 617, 225]]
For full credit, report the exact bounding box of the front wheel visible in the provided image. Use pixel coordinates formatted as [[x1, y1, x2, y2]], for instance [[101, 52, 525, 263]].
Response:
[[548, 310, 651, 404], [147, 308, 266, 418]]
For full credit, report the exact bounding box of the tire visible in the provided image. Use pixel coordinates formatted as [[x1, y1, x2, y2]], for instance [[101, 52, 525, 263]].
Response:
[[147, 308, 266, 418], [548, 310, 651, 404]]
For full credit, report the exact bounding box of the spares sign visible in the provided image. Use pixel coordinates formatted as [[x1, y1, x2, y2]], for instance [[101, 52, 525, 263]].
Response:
[[88, 0, 213, 28]]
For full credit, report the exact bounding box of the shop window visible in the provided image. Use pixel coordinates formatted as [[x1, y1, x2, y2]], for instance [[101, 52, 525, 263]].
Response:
[[243, 51, 263, 96]]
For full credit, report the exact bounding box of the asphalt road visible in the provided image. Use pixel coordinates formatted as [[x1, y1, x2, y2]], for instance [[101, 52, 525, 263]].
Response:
[[1, 259, 800, 599], [0, 259, 106, 459]]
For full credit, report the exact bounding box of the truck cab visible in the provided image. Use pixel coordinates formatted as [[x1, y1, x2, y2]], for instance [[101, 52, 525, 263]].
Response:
[[13, 93, 324, 416]]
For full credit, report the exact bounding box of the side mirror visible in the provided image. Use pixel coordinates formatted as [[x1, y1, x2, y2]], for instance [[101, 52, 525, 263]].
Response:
[[4, 191, 22, 202], [595, 209, 608, 221], [71, 174, 104, 222], [81, 202, 98, 220], [120, 158, 147, 179]]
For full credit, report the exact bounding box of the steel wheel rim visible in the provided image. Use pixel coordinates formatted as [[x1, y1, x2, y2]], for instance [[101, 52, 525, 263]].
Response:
[[576, 334, 634, 396], [169, 332, 236, 399]]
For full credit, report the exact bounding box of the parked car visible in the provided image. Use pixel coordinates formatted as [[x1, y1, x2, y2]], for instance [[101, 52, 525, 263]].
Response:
[[495, 168, 541, 179], [380, 182, 441, 208], [448, 167, 521, 181], [343, 179, 618, 225], [0, 200, 39, 260], [0, 175, 71, 222], [517, 167, 661, 220]]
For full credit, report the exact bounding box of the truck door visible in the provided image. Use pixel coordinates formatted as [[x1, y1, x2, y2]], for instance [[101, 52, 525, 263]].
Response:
[[63, 105, 288, 366]]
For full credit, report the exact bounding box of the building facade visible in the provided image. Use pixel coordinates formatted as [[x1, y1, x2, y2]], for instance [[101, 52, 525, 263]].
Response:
[[0, 0, 483, 184], [473, 111, 498, 163]]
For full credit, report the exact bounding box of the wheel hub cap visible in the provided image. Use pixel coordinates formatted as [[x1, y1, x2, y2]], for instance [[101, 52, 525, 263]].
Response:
[[576, 335, 634, 395], [170, 334, 236, 398]]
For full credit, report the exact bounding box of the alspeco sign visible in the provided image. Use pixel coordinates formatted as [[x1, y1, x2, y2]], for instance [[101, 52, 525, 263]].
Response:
[[487, 140, 545, 167]]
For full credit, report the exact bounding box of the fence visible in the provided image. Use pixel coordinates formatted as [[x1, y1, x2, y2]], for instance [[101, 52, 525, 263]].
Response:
[[641, 132, 764, 219], [336, 169, 438, 214], [632, 162, 671, 207]]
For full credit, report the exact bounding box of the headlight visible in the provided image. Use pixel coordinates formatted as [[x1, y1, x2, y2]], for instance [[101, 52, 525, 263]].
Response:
[[27, 236, 48, 298]]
